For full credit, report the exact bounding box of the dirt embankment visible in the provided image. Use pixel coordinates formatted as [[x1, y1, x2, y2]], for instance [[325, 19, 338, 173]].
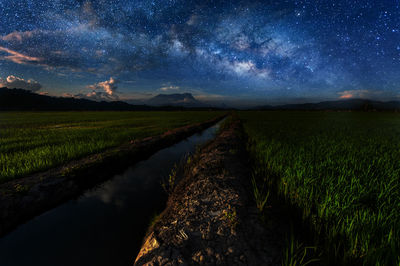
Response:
[[135, 121, 283, 265], [0, 115, 225, 237]]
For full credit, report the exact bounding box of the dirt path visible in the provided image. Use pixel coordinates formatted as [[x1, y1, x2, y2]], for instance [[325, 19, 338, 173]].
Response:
[[0, 115, 225, 237], [135, 121, 284, 265]]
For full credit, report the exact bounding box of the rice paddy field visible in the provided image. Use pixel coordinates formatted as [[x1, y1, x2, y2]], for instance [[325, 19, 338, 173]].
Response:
[[239, 111, 400, 265], [0, 111, 223, 183]]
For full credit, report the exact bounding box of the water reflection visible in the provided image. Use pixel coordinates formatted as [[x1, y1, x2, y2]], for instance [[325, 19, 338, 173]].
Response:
[[0, 122, 220, 266]]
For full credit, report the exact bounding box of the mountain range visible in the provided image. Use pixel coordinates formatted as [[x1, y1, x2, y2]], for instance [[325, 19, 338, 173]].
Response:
[[256, 99, 400, 111], [1, 87, 400, 111], [0, 88, 214, 111], [0, 87, 154, 111]]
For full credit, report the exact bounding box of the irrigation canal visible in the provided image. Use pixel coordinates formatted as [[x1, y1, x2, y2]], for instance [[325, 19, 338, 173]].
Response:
[[0, 121, 222, 266]]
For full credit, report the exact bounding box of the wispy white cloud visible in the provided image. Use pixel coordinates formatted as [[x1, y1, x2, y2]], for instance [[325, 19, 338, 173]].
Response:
[[0, 46, 42, 65], [159, 85, 180, 91]]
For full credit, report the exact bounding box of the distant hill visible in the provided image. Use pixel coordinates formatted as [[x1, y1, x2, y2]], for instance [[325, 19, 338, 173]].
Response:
[[0, 87, 156, 111], [256, 99, 400, 111], [3, 87, 397, 111], [146, 93, 205, 107], [0, 88, 221, 111]]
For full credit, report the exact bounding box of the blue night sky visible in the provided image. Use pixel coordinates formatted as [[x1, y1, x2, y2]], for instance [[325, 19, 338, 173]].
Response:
[[0, 0, 399, 106]]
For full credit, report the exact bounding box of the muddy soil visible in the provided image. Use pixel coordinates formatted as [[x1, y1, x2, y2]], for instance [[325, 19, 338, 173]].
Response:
[[135, 121, 284, 265]]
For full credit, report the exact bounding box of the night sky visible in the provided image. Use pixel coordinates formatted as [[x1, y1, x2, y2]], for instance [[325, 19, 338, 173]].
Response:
[[0, 0, 399, 106]]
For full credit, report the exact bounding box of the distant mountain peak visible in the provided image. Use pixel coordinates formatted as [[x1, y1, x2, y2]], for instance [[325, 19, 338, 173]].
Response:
[[147, 93, 204, 107]]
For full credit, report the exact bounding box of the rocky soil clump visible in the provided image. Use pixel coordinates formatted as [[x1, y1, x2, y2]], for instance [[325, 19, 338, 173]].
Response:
[[135, 121, 284, 265]]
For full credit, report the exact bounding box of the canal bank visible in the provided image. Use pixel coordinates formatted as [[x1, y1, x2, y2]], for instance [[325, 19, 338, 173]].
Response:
[[135, 120, 284, 265]]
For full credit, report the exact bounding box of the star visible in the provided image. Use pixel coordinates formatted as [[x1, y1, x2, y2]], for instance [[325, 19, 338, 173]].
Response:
[[0, 0, 398, 104]]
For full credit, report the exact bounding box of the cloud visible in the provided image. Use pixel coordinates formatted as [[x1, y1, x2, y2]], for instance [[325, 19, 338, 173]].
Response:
[[69, 91, 116, 101], [0, 75, 42, 92], [87, 77, 118, 95], [339, 93, 353, 99], [82, 77, 120, 101], [62, 93, 74, 98], [338, 89, 382, 99], [0, 46, 42, 64], [1, 31, 34, 42], [84, 91, 117, 101], [159, 85, 180, 91]]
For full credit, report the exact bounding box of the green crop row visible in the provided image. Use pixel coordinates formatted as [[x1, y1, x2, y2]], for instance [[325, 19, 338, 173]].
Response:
[[0, 111, 222, 183], [240, 111, 400, 265]]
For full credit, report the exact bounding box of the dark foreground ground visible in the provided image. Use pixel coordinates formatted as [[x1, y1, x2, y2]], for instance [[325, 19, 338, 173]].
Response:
[[135, 120, 285, 265]]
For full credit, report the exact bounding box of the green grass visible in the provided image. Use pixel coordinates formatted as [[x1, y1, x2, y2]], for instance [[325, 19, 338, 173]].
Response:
[[239, 111, 400, 265], [0, 111, 223, 183]]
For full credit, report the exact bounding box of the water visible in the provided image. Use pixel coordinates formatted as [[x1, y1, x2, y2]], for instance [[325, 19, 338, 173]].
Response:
[[0, 122, 221, 266]]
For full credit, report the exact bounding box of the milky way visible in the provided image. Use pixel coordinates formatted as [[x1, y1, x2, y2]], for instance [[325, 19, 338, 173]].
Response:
[[0, 0, 399, 105]]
